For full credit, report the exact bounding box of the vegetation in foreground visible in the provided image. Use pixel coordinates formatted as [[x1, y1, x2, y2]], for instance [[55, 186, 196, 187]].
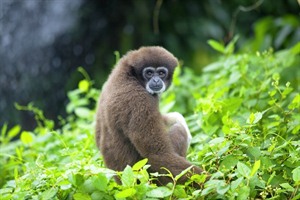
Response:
[[1, 41, 300, 199]]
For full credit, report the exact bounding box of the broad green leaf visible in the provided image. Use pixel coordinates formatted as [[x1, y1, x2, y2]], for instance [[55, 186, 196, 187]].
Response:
[[173, 185, 187, 198], [92, 173, 108, 192], [20, 131, 34, 145], [237, 185, 250, 200], [209, 137, 225, 146], [73, 193, 91, 200], [91, 192, 114, 200], [42, 188, 58, 200], [58, 180, 72, 190], [237, 162, 251, 179], [247, 112, 263, 124], [115, 188, 136, 198], [272, 73, 280, 81], [246, 147, 261, 159], [68, 173, 84, 187], [280, 183, 294, 192], [292, 167, 300, 182], [220, 155, 238, 170], [231, 177, 244, 190], [216, 181, 230, 195], [146, 187, 172, 198], [207, 40, 225, 53], [250, 160, 261, 177], [74, 107, 91, 118], [8, 125, 21, 139], [78, 80, 90, 92], [132, 158, 148, 171], [288, 94, 300, 110], [121, 165, 135, 187]]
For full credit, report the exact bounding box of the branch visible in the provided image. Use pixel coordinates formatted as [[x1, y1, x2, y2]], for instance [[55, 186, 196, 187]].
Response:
[[228, 0, 265, 40], [153, 0, 163, 34]]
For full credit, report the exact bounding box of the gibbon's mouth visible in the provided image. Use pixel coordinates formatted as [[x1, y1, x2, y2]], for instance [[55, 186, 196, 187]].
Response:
[[147, 84, 166, 95], [150, 85, 163, 91]]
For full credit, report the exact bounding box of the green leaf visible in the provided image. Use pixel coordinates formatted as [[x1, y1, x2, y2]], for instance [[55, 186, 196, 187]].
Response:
[[92, 173, 108, 192], [220, 155, 238, 170], [68, 173, 84, 187], [146, 187, 173, 198], [73, 193, 91, 200], [20, 131, 34, 145], [175, 165, 193, 181], [79, 80, 90, 92], [1, 123, 8, 138], [288, 94, 300, 110], [280, 183, 294, 192], [247, 112, 263, 124], [74, 107, 91, 118], [207, 40, 225, 53], [8, 125, 21, 139], [132, 158, 148, 171], [115, 188, 136, 199], [224, 35, 239, 55], [42, 188, 58, 200], [173, 185, 187, 198], [250, 160, 261, 177], [237, 185, 250, 200], [231, 177, 244, 190], [292, 167, 300, 182], [237, 162, 251, 179], [216, 180, 230, 195], [58, 180, 72, 190], [121, 165, 135, 187]]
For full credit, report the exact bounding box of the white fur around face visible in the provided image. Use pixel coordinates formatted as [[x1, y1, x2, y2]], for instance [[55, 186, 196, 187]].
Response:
[[146, 82, 166, 95], [164, 112, 192, 146]]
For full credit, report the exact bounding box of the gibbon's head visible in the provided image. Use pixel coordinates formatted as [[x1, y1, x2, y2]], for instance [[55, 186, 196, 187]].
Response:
[[123, 46, 178, 95]]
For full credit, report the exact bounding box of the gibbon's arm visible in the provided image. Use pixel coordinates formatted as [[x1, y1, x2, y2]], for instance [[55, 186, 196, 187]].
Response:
[[163, 112, 192, 146]]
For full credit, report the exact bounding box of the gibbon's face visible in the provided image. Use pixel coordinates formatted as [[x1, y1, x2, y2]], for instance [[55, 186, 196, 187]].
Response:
[[142, 66, 169, 95]]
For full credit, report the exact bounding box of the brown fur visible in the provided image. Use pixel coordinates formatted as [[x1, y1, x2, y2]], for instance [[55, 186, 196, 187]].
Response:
[[95, 46, 204, 186]]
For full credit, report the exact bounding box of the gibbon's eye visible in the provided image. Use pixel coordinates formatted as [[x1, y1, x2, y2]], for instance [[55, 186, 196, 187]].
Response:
[[143, 67, 155, 79], [158, 70, 166, 77], [157, 67, 168, 78], [147, 70, 153, 76]]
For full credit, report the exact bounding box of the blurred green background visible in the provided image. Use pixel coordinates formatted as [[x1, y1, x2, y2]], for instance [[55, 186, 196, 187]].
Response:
[[0, 0, 299, 130]]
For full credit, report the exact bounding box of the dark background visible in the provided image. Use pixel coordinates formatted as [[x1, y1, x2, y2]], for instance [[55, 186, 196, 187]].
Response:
[[0, 0, 299, 130]]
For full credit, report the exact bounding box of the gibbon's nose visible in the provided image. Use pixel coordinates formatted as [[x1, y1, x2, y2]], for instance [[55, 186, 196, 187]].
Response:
[[153, 76, 160, 83]]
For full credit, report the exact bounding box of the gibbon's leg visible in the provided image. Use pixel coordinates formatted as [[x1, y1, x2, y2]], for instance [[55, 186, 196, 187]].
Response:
[[163, 112, 192, 157]]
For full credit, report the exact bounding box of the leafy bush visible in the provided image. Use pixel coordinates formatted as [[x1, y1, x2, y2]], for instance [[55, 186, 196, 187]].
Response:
[[0, 42, 299, 199]]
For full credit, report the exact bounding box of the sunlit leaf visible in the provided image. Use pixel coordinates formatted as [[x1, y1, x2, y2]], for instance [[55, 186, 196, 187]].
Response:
[[146, 187, 172, 198], [292, 167, 300, 182], [207, 40, 225, 53], [250, 160, 261, 177], [8, 125, 21, 139], [132, 158, 148, 171], [115, 188, 136, 198], [20, 131, 34, 145], [121, 166, 135, 187], [247, 112, 263, 124], [73, 193, 91, 200], [74, 107, 91, 118], [92, 173, 108, 192], [78, 80, 90, 92], [237, 162, 251, 179], [42, 188, 58, 200]]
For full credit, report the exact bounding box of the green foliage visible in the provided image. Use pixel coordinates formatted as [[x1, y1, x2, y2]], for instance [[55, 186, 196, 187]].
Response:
[[1, 42, 300, 199]]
